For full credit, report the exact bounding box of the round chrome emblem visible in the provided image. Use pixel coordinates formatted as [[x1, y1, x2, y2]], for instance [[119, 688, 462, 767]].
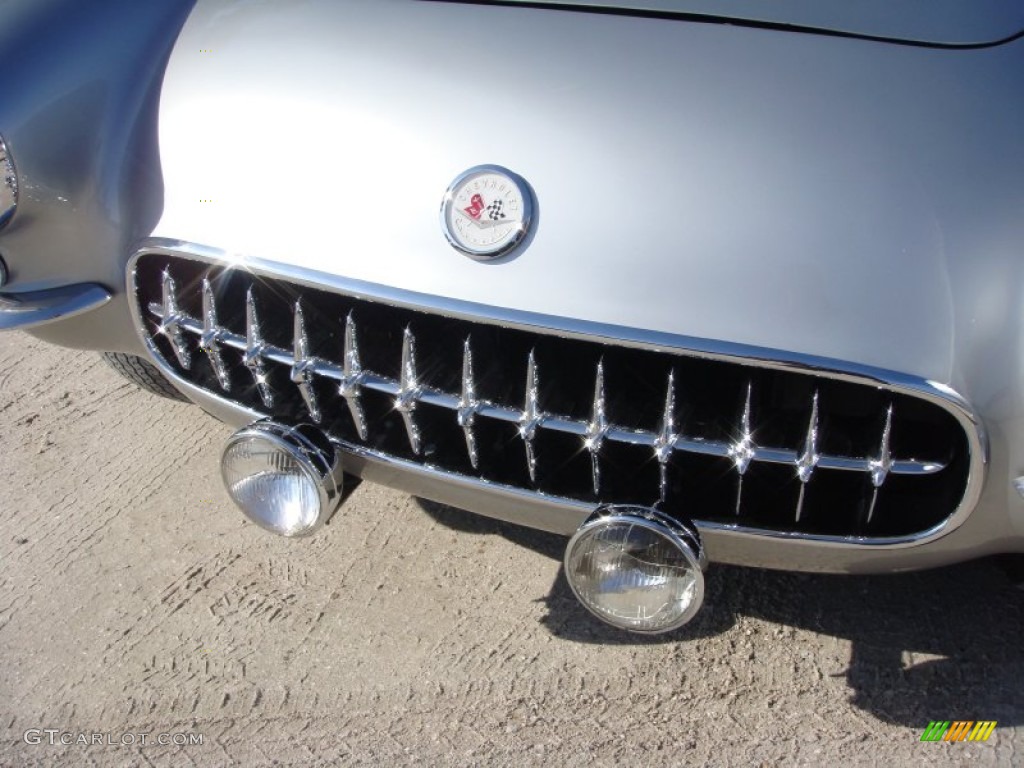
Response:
[[441, 165, 533, 260]]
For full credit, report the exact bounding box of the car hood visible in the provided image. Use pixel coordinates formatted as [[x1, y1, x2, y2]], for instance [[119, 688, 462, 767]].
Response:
[[498, 0, 1024, 46], [152, 0, 1024, 390]]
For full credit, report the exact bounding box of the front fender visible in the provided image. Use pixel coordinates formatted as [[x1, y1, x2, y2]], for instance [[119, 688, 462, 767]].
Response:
[[0, 0, 195, 351]]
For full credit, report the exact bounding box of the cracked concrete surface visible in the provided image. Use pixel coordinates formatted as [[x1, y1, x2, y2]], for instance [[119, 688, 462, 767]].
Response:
[[0, 331, 1021, 766]]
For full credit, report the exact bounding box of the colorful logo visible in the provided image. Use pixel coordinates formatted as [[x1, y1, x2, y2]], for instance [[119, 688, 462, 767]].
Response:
[[920, 721, 997, 742], [441, 165, 533, 260], [463, 193, 486, 220]]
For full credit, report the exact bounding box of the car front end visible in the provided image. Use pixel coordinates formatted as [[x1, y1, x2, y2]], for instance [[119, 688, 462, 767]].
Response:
[[2, 0, 1023, 631]]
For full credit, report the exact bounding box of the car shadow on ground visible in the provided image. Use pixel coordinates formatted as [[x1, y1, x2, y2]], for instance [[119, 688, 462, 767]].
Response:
[[418, 499, 1024, 729]]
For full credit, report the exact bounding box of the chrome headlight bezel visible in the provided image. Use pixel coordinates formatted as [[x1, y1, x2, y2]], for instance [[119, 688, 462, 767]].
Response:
[[220, 420, 345, 537], [564, 505, 707, 634]]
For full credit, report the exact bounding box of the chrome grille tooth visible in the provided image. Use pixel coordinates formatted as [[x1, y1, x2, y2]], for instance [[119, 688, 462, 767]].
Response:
[[289, 300, 321, 423], [242, 287, 273, 407], [735, 475, 746, 518], [794, 390, 821, 522], [199, 277, 230, 391], [457, 337, 480, 469], [653, 369, 677, 503], [518, 349, 544, 483], [796, 390, 821, 482], [583, 359, 609, 495], [157, 268, 192, 370], [869, 405, 894, 488], [795, 485, 807, 524], [866, 404, 895, 524], [338, 312, 368, 440], [729, 381, 756, 514], [394, 326, 422, 454], [729, 382, 755, 475]]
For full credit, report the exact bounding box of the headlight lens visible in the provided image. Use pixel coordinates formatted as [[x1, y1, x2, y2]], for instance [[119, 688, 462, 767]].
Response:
[[564, 507, 706, 633], [221, 422, 342, 537]]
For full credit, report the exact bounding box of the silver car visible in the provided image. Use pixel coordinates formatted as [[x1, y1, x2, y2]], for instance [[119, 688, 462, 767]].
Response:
[[2, 0, 1022, 632]]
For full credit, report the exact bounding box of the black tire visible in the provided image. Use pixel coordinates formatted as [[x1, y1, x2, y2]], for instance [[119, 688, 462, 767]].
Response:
[[101, 352, 190, 402]]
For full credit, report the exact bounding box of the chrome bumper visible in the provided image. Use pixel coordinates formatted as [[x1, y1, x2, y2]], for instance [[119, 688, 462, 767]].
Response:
[[0, 283, 111, 331]]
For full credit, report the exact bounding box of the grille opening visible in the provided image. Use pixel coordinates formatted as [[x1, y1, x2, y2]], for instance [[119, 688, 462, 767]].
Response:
[[135, 253, 974, 541]]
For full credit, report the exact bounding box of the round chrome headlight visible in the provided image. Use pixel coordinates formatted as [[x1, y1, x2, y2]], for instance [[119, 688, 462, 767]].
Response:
[[0, 135, 17, 230], [564, 506, 706, 633], [221, 421, 343, 537]]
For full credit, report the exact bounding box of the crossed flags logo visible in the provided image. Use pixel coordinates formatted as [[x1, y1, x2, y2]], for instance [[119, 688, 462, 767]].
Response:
[[920, 721, 997, 742], [485, 199, 506, 221], [463, 194, 508, 222]]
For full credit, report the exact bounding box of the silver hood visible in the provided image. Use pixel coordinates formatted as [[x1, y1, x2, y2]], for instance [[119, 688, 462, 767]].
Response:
[[153, 0, 1024, 399]]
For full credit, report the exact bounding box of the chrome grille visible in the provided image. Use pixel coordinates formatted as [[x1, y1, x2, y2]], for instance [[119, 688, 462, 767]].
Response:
[[132, 251, 975, 540]]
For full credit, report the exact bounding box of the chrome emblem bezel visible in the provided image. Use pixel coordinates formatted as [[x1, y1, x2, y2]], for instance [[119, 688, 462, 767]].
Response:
[[440, 165, 533, 260]]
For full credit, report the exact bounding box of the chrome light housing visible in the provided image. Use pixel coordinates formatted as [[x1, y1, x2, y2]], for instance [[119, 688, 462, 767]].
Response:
[[221, 421, 344, 537], [0, 135, 17, 230], [565, 505, 707, 633]]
